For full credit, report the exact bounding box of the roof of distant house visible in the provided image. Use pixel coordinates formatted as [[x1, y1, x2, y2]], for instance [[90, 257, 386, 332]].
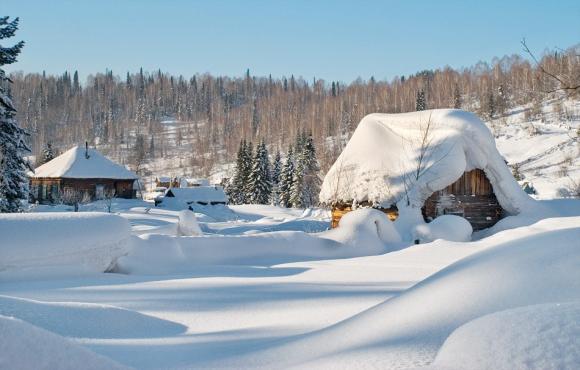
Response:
[[32, 146, 138, 180]]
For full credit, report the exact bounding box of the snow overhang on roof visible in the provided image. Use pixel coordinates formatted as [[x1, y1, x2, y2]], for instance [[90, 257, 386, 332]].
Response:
[[319, 109, 533, 215], [32, 146, 138, 180]]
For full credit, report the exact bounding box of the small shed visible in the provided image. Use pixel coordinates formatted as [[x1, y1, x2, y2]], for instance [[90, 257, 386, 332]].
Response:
[[157, 186, 228, 208], [320, 109, 533, 231], [30, 145, 138, 204]]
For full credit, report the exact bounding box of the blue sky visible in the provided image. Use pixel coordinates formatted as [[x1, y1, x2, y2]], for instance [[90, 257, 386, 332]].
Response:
[[2, 0, 579, 82]]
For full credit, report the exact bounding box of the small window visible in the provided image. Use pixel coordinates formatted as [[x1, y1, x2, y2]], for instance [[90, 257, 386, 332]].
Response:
[[95, 184, 105, 199]]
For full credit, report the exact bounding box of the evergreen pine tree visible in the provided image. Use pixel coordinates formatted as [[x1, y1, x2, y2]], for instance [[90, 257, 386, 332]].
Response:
[[41, 142, 55, 165], [289, 133, 321, 208], [226, 140, 249, 204], [415, 90, 427, 111], [300, 135, 321, 207], [278, 146, 294, 208], [496, 84, 508, 116], [270, 150, 281, 205], [289, 152, 305, 208], [0, 17, 30, 213], [243, 141, 254, 202], [486, 88, 495, 119], [453, 85, 462, 109], [248, 140, 271, 204]]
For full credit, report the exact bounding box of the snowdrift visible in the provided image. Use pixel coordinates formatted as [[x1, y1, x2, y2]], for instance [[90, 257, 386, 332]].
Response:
[[214, 216, 580, 369], [429, 302, 580, 370], [320, 110, 534, 215], [0, 212, 132, 276], [0, 295, 186, 339], [0, 315, 129, 370], [118, 209, 401, 274]]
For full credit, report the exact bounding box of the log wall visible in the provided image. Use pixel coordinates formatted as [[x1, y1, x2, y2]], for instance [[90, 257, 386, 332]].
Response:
[[331, 202, 398, 228], [330, 169, 504, 231], [422, 169, 503, 231], [30, 178, 135, 204]]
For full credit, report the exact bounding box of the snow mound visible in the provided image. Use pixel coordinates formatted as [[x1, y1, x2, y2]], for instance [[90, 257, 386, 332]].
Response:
[[32, 145, 137, 179], [0, 315, 129, 370], [220, 216, 580, 369], [118, 210, 402, 274], [430, 302, 580, 370], [0, 295, 186, 339], [0, 212, 131, 275], [412, 215, 472, 243], [177, 210, 202, 236], [323, 208, 402, 247], [320, 109, 534, 215]]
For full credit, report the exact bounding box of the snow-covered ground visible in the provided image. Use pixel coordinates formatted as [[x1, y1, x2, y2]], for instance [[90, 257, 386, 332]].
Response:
[[1, 196, 579, 369], [490, 98, 580, 199], [1, 100, 579, 369]]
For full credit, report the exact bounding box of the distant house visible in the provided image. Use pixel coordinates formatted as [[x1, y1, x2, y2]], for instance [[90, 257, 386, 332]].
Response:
[[30, 144, 139, 204], [155, 176, 178, 188], [178, 177, 210, 188], [320, 110, 533, 231], [156, 186, 228, 208]]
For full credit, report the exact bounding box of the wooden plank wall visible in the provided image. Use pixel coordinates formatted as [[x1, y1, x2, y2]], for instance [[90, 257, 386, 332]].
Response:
[[30, 178, 135, 203], [330, 169, 504, 231], [423, 169, 503, 231]]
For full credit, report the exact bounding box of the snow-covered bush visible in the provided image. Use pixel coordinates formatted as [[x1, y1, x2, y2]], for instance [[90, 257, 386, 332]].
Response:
[[412, 215, 472, 243]]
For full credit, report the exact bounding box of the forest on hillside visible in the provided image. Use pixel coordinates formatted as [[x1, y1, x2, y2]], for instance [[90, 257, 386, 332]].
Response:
[[8, 43, 580, 175]]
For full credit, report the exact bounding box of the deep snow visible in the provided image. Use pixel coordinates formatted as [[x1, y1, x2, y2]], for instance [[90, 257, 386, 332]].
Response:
[[427, 302, 580, 370], [0, 200, 579, 369]]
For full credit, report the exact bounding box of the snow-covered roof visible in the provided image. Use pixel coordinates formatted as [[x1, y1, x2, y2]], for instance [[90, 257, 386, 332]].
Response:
[[157, 176, 173, 183], [165, 186, 227, 204], [176, 177, 210, 188], [319, 109, 533, 214], [32, 146, 138, 180]]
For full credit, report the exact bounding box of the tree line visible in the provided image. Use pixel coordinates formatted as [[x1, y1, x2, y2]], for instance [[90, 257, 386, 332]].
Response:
[[226, 131, 321, 208], [8, 43, 579, 177]]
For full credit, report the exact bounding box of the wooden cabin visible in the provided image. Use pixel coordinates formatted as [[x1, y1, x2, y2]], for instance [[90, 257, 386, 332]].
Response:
[[330, 169, 503, 231], [422, 169, 502, 231], [30, 144, 139, 204], [320, 110, 530, 232]]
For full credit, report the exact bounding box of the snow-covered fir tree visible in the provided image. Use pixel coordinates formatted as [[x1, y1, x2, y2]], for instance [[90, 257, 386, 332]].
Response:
[[248, 140, 271, 204], [289, 132, 321, 208], [300, 135, 321, 207], [243, 141, 254, 202], [270, 150, 281, 205], [289, 155, 305, 208], [485, 88, 495, 119], [416, 90, 427, 111], [40, 142, 55, 165], [0, 16, 30, 213], [453, 85, 462, 109], [278, 145, 294, 208], [226, 140, 252, 204]]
